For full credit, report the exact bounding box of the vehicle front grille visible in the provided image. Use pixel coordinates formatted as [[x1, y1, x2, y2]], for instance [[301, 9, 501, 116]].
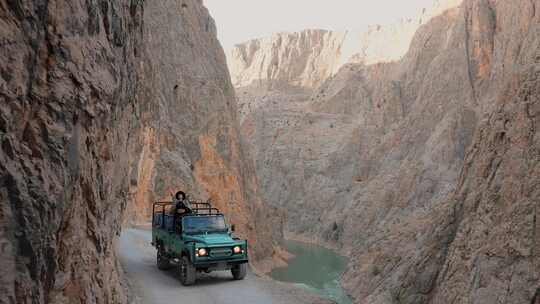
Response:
[[209, 247, 232, 258]]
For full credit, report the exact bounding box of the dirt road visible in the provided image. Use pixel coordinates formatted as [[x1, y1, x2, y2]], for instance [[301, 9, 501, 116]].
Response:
[[118, 228, 331, 304]]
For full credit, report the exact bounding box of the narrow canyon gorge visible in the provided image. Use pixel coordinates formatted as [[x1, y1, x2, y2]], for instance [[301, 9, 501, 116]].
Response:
[[0, 0, 538, 304], [230, 0, 539, 303], [0, 0, 279, 303]]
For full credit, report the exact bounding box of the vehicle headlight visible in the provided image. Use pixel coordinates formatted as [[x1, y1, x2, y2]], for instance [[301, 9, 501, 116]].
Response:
[[233, 246, 242, 254], [197, 248, 208, 256]]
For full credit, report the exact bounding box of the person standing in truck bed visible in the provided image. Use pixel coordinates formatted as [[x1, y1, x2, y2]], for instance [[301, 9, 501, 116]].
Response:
[[169, 191, 192, 232], [171, 190, 192, 216]]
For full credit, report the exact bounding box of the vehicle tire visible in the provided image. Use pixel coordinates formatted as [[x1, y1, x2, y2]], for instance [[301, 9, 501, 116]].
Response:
[[157, 248, 170, 270], [231, 263, 247, 280], [179, 256, 196, 286]]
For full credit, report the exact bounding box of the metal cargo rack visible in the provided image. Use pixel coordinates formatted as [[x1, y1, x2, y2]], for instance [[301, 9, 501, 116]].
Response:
[[188, 200, 223, 216], [152, 200, 223, 226]]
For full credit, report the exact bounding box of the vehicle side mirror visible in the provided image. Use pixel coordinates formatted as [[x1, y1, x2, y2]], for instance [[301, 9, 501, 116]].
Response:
[[231, 224, 236, 232]]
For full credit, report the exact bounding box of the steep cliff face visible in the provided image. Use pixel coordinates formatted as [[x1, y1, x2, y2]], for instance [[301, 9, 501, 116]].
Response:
[[233, 0, 467, 247], [340, 1, 539, 302], [126, 0, 281, 263], [229, 30, 346, 91], [232, 0, 539, 303], [0, 1, 144, 303], [228, 0, 463, 121], [431, 51, 540, 304], [0, 1, 277, 303]]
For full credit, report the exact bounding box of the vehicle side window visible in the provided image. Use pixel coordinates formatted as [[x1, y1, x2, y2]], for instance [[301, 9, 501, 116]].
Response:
[[154, 213, 163, 227], [165, 215, 175, 232]]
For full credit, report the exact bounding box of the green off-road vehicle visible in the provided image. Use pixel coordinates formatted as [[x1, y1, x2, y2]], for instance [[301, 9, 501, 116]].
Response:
[[151, 199, 248, 285]]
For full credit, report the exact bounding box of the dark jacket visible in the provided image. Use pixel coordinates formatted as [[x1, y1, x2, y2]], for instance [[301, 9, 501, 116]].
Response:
[[172, 198, 192, 215]]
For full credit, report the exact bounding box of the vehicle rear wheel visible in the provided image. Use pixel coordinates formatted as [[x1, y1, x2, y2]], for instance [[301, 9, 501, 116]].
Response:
[[179, 256, 196, 286], [231, 263, 247, 280], [157, 248, 170, 270]]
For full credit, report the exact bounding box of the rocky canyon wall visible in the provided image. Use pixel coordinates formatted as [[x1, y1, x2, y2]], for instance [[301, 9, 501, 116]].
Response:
[[0, 1, 278, 303], [127, 0, 281, 263], [228, 0, 463, 121], [0, 1, 144, 303], [231, 0, 539, 303]]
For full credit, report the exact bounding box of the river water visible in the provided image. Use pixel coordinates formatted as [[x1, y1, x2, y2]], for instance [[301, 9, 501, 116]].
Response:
[[269, 240, 352, 304]]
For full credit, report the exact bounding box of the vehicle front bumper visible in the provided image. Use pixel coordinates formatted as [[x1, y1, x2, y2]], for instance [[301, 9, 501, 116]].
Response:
[[193, 259, 248, 270]]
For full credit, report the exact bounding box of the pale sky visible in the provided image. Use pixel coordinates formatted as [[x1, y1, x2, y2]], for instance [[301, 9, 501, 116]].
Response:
[[204, 0, 438, 50]]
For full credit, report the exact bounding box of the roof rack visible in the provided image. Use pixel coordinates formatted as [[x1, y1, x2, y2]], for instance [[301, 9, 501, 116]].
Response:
[[152, 199, 223, 217], [188, 200, 220, 215]]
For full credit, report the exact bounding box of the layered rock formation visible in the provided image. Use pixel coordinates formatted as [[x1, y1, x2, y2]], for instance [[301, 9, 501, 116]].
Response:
[[0, 1, 278, 303], [231, 0, 539, 303]]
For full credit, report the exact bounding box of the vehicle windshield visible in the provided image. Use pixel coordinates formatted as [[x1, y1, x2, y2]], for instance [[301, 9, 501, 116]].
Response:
[[183, 216, 227, 234]]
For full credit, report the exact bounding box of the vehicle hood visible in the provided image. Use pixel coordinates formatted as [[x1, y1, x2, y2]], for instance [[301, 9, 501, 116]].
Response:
[[186, 233, 237, 246]]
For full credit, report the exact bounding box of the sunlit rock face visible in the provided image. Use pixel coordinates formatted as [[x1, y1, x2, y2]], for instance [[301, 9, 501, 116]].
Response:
[[0, 1, 279, 303], [230, 0, 539, 303], [228, 0, 463, 89], [227, 0, 464, 121], [229, 30, 347, 91]]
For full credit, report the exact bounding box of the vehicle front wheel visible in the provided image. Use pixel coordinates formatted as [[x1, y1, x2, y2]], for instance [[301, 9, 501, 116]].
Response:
[[157, 248, 170, 270], [231, 263, 247, 280], [179, 256, 196, 286]]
